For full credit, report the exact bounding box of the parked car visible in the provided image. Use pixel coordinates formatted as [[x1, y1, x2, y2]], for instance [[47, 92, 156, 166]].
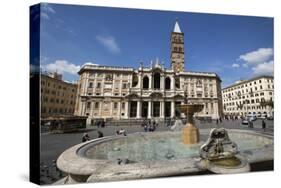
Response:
[[242, 119, 249, 125], [242, 115, 256, 125], [247, 115, 257, 122], [257, 116, 266, 120], [267, 116, 274, 120]]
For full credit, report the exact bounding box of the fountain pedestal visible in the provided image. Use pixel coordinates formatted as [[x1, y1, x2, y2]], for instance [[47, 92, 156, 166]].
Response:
[[180, 104, 203, 145], [182, 123, 199, 144]]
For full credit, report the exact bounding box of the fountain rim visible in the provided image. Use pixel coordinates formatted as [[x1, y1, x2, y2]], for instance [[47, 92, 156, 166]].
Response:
[[56, 129, 273, 176], [179, 104, 204, 113]]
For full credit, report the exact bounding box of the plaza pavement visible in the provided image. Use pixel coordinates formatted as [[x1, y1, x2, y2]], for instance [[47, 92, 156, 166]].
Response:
[[39, 119, 273, 184]]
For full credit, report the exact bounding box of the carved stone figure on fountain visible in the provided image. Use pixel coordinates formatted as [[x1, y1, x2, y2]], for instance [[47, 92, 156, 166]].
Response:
[[198, 128, 250, 174], [200, 128, 238, 160]]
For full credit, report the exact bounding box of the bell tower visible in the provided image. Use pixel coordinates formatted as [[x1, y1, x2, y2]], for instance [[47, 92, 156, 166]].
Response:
[[170, 19, 185, 73]]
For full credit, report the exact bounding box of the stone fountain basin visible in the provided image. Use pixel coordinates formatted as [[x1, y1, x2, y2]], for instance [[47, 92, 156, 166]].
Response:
[[180, 104, 204, 114], [56, 129, 273, 183]]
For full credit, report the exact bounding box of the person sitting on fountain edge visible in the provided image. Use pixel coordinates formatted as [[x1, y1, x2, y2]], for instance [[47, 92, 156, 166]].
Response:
[[82, 133, 90, 142]]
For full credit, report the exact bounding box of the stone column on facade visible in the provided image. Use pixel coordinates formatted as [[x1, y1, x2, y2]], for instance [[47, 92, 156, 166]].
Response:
[[137, 101, 141, 118], [171, 76, 175, 90], [124, 101, 129, 118], [101, 74, 105, 95], [181, 101, 186, 118], [77, 98, 82, 116], [160, 75, 164, 90], [74, 85, 80, 116], [98, 101, 102, 117], [160, 101, 165, 118], [82, 74, 87, 95], [93, 75, 97, 96], [110, 102, 113, 117], [171, 101, 175, 118], [148, 101, 152, 118], [149, 75, 152, 89], [90, 101, 94, 120], [87, 73, 90, 92], [81, 101, 86, 116], [212, 101, 218, 119], [138, 74, 142, 88], [112, 75, 115, 96], [79, 101, 83, 116], [202, 102, 206, 115], [214, 101, 219, 119], [117, 101, 121, 120]]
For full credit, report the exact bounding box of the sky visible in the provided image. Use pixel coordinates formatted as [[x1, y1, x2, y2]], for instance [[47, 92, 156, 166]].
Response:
[[38, 3, 274, 87]]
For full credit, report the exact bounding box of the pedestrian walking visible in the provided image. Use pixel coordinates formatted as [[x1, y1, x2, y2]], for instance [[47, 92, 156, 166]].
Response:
[[152, 124, 156, 131], [167, 118, 172, 127], [101, 120, 105, 128], [262, 120, 266, 131], [144, 125, 148, 132], [248, 120, 253, 128]]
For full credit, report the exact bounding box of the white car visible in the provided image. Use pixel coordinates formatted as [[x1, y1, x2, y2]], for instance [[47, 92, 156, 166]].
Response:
[[242, 119, 249, 125], [247, 116, 257, 121], [267, 116, 274, 120]]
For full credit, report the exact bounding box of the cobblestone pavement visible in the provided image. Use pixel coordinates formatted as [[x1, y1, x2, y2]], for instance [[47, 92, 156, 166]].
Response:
[[40, 119, 273, 185]]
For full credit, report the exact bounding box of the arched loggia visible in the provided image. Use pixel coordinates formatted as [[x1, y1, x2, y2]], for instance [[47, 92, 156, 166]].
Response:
[[165, 77, 171, 90], [153, 72, 161, 89], [143, 76, 149, 89]]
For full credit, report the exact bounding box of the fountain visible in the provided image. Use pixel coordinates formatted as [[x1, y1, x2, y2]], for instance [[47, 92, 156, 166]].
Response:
[[55, 103, 273, 184], [180, 104, 204, 144]]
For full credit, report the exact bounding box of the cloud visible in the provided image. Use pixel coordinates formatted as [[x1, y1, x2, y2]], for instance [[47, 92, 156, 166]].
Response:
[[252, 60, 274, 76], [232, 63, 240, 68], [82, 62, 99, 66], [96, 35, 121, 54], [41, 3, 56, 20], [238, 48, 273, 65], [242, 64, 248, 68], [41, 12, 50, 20], [42, 60, 80, 75], [41, 3, 56, 14]]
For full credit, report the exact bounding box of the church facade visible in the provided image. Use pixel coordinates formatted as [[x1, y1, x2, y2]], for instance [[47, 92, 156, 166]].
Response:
[[74, 21, 223, 122]]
